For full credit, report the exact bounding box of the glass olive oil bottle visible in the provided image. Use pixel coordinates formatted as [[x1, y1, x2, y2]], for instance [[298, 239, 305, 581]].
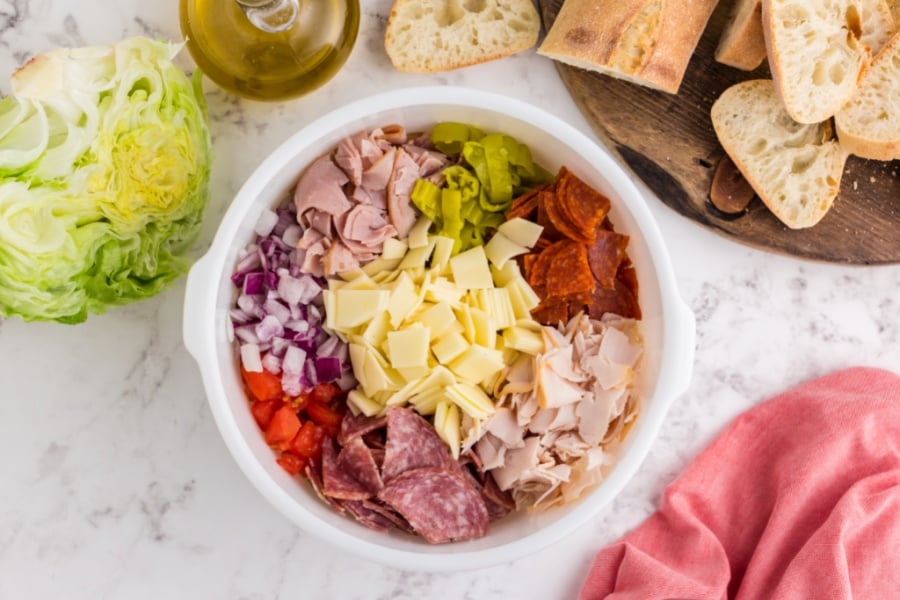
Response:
[[180, 0, 359, 101]]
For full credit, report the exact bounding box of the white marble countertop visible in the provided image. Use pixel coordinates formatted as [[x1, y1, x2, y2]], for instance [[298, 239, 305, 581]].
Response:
[[1, 1, 898, 598]]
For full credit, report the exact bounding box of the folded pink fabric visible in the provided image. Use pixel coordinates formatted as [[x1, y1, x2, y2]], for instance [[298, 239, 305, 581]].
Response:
[[579, 367, 900, 600]]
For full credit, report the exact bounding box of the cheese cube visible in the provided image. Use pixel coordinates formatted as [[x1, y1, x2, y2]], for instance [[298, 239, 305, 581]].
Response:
[[334, 289, 389, 328], [431, 332, 469, 364], [347, 389, 383, 417], [387, 271, 419, 328], [448, 345, 505, 383], [490, 260, 522, 287], [362, 257, 402, 277], [407, 217, 433, 249], [387, 328, 430, 368], [484, 232, 527, 268], [445, 382, 495, 420], [397, 238, 436, 270], [503, 326, 545, 355], [425, 276, 466, 306], [431, 236, 455, 272], [417, 301, 456, 339], [410, 387, 445, 415], [498, 217, 544, 248], [434, 401, 461, 458], [381, 237, 409, 260], [449, 246, 493, 289], [361, 310, 391, 346], [469, 307, 496, 348], [396, 365, 430, 382]]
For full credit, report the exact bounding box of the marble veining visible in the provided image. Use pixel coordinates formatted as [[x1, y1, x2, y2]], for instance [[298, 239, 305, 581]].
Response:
[[1, 1, 899, 598]]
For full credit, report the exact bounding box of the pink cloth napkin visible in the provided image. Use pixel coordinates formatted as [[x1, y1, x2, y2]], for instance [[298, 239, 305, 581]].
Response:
[[579, 367, 900, 600]]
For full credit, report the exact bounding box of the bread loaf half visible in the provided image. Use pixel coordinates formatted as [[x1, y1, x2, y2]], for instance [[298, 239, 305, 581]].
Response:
[[835, 32, 900, 160], [716, 0, 767, 71], [762, 0, 895, 124], [711, 80, 848, 229], [537, 0, 720, 94], [384, 0, 540, 73]]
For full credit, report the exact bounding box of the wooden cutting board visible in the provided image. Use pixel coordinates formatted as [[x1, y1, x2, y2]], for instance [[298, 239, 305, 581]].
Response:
[[536, 0, 900, 265]]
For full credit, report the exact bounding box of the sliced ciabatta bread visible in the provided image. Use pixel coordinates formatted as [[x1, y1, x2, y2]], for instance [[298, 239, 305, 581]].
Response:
[[835, 32, 900, 160], [537, 0, 720, 94], [860, 0, 898, 52], [716, 0, 767, 71], [384, 0, 540, 73], [762, 0, 881, 123], [711, 80, 848, 229]]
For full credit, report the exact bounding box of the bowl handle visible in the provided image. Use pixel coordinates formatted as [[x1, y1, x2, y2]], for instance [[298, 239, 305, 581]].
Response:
[[183, 255, 214, 360]]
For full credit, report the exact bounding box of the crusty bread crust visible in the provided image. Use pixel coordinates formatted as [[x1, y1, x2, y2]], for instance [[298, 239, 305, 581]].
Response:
[[384, 0, 540, 73], [715, 0, 767, 71], [835, 32, 900, 160], [537, 0, 720, 94], [762, 0, 878, 124], [712, 80, 848, 229]]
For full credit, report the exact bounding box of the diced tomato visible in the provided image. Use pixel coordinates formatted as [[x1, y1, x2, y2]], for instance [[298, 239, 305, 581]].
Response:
[[265, 406, 302, 446], [241, 367, 283, 402], [290, 421, 319, 459], [310, 382, 342, 404], [276, 452, 307, 476], [250, 398, 281, 429], [306, 402, 343, 431]]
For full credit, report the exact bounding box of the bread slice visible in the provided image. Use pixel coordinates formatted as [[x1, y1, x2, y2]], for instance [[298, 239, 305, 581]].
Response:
[[537, 0, 720, 94], [719, 0, 894, 71], [890, 0, 900, 23], [716, 0, 767, 71], [762, 0, 873, 123], [711, 80, 848, 229], [384, 0, 540, 73], [835, 32, 900, 160]]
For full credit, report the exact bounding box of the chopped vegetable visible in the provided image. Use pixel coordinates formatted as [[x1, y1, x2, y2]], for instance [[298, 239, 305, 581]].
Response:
[[0, 37, 211, 323]]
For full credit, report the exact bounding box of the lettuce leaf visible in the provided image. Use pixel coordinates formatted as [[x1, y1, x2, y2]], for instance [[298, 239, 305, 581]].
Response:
[[0, 37, 211, 323]]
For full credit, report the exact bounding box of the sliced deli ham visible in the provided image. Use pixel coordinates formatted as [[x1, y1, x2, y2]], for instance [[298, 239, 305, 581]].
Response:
[[378, 467, 489, 544]]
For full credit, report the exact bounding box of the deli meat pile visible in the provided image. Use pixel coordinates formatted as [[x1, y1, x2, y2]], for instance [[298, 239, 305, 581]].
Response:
[[307, 407, 512, 542], [232, 123, 644, 544]]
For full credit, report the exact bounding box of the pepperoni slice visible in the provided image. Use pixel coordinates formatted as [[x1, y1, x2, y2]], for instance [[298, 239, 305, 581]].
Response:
[[531, 301, 570, 326], [545, 241, 595, 302], [557, 168, 611, 237], [541, 190, 592, 245], [588, 230, 629, 289], [378, 467, 489, 544], [507, 184, 548, 220], [382, 407, 454, 482], [589, 274, 641, 320], [337, 435, 383, 496], [536, 191, 564, 242]]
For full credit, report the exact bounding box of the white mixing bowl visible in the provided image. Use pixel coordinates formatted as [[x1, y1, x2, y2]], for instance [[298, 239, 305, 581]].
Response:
[[183, 86, 695, 571]]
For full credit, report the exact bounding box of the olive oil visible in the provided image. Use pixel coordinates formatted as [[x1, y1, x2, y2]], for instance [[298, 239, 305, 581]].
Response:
[[180, 0, 359, 101]]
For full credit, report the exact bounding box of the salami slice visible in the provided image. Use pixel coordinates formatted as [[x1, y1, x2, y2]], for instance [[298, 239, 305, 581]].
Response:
[[341, 500, 394, 532], [305, 461, 346, 515], [382, 407, 454, 482], [321, 437, 372, 500], [361, 499, 415, 534], [338, 411, 387, 447], [378, 467, 489, 544], [337, 435, 383, 496]]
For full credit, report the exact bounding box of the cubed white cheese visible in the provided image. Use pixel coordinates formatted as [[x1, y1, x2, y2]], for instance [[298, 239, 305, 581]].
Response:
[[498, 217, 544, 248], [449, 246, 493, 289]]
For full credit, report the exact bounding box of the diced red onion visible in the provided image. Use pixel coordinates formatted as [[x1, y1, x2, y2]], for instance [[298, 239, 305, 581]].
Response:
[[316, 335, 340, 358], [255, 208, 279, 237], [255, 315, 284, 343], [271, 337, 291, 357], [315, 356, 342, 382], [282, 224, 302, 247], [242, 272, 266, 295], [261, 352, 282, 375], [237, 294, 265, 320], [283, 345, 307, 377], [263, 298, 291, 325], [234, 325, 260, 345], [240, 343, 263, 372]]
